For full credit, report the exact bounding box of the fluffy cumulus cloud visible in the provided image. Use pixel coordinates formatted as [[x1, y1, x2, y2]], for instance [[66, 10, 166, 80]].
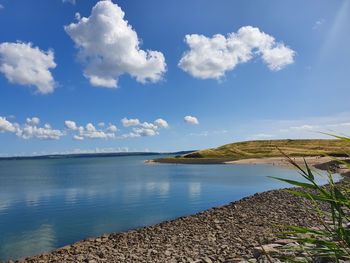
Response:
[[106, 124, 118, 132], [121, 118, 169, 138], [0, 42, 56, 94], [17, 123, 64, 140], [154, 118, 169, 128], [121, 117, 140, 127], [64, 120, 120, 140], [82, 123, 113, 139], [184, 115, 199, 125], [0, 117, 17, 133], [64, 0, 166, 88], [0, 116, 64, 140], [0, 115, 169, 141], [178, 26, 295, 79], [64, 120, 78, 130], [26, 117, 40, 126], [68, 118, 168, 140], [71, 122, 117, 140]]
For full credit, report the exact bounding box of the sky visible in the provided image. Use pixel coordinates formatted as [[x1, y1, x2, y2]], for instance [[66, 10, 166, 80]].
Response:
[[0, 0, 349, 156]]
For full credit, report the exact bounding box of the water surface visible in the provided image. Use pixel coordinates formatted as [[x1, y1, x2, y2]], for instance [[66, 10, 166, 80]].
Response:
[[0, 155, 338, 260]]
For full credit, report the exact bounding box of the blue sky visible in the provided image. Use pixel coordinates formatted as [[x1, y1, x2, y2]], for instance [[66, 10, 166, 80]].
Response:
[[0, 0, 349, 156]]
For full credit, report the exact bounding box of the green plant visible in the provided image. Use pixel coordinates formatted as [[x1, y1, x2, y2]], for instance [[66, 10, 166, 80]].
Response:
[[271, 136, 350, 262]]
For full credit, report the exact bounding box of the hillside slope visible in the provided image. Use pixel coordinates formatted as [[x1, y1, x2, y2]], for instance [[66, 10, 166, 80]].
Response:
[[156, 139, 350, 163]]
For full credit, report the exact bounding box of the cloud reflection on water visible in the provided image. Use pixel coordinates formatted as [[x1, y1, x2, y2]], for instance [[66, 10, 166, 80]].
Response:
[[0, 224, 56, 260]]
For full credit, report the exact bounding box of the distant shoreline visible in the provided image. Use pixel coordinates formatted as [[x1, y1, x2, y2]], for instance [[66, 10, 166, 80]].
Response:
[[0, 151, 195, 161]]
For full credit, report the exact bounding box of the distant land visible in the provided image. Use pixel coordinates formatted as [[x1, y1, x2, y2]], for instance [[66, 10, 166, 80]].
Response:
[[155, 139, 350, 164], [0, 151, 195, 161]]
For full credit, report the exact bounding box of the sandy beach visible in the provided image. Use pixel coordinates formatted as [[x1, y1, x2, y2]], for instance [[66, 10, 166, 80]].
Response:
[[225, 156, 333, 166]]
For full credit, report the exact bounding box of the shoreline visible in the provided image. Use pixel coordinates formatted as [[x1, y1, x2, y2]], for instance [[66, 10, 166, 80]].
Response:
[[150, 155, 349, 166], [226, 156, 350, 174], [7, 158, 350, 263]]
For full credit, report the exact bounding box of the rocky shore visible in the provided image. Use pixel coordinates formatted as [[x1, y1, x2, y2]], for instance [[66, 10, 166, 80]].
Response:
[[6, 161, 350, 263]]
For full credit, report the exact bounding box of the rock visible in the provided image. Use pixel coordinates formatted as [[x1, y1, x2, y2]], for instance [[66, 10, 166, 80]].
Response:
[[61, 245, 71, 250], [273, 239, 296, 245], [252, 244, 281, 257], [201, 256, 213, 263], [76, 255, 85, 261]]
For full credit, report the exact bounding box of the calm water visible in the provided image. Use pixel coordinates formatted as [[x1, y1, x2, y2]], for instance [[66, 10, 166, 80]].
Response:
[[0, 155, 338, 260]]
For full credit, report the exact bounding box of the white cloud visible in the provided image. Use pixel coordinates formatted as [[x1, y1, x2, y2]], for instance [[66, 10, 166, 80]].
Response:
[[0, 117, 17, 133], [154, 118, 169, 128], [17, 119, 63, 140], [261, 44, 295, 71], [26, 117, 40, 126], [0, 116, 63, 140], [67, 121, 118, 140], [179, 26, 295, 79], [75, 12, 81, 20], [63, 0, 76, 4], [64, 0, 166, 88], [123, 122, 159, 138], [1, 115, 171, 141], [120, 117, 169, 138], [64, 120, 78, 130], [85, 123, 95, 132], [73, 135, 84, 141], [121, 132, 140, 139], [184, 115, 199, 125], [0, 42, 56, 94], [132, 127, 158, 137], [76, 123, 116, 139], [121, 117, 140, 127], [17, 124, 64, 140], [140, 122, 158, 130], [106, 124, 118, 132], [0, 4, 4, 9]]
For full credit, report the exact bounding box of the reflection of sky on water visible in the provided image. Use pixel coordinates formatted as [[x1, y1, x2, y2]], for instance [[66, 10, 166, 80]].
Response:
[[0, 155, 341, 261], [189, 182, 201, 198], [0, 224, 56, 260], [146, 181, 170, 197], [0, 198, 11, 213]]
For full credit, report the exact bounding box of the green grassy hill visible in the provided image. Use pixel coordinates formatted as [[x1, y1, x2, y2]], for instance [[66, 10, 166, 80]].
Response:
[[156, 139, 350, 164]]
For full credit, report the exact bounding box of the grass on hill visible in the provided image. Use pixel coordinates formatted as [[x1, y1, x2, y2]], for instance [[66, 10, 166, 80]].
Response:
[[156, 139, 350, 163]]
